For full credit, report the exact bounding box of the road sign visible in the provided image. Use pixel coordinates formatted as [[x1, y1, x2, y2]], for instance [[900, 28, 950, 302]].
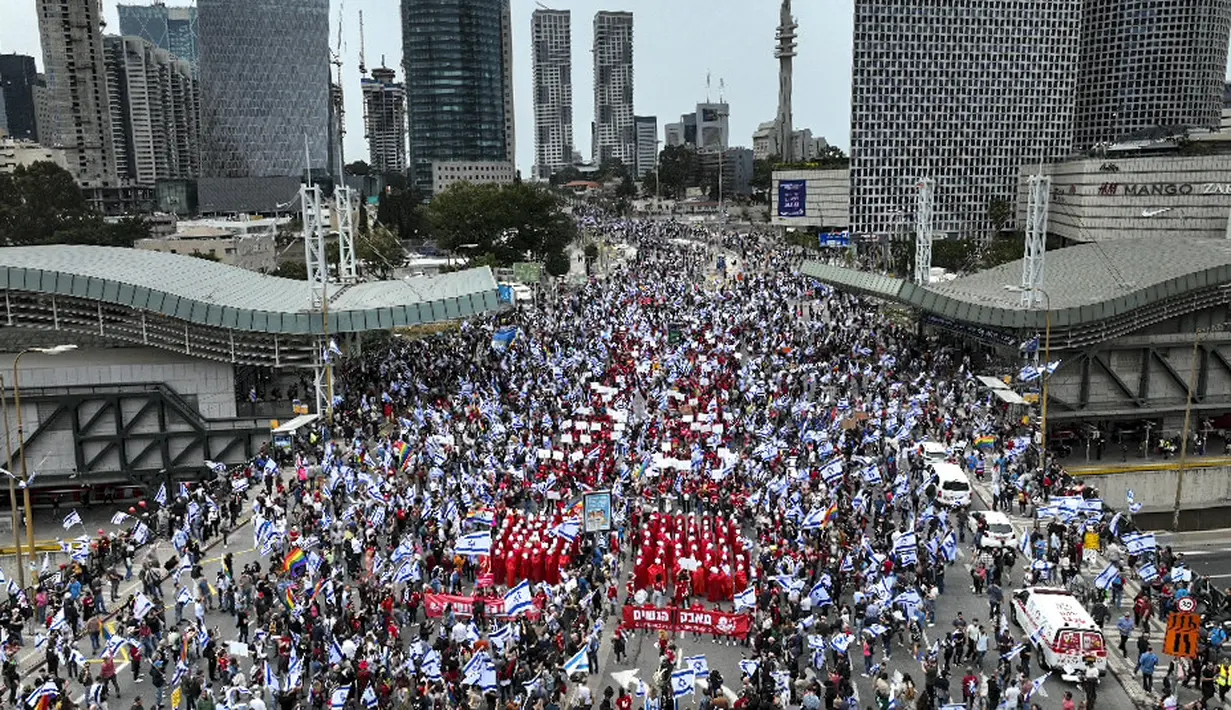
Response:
[[1164, 611, 1201, 658], [1177, 597, 1196, 613], [512, 262, 542, 284]]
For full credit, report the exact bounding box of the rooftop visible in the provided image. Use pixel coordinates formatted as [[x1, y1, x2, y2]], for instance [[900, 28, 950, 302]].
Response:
[[802, 236, 1231, 334], [0, 245, 500, 335]]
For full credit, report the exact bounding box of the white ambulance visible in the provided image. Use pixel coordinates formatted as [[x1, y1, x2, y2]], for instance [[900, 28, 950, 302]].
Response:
[[1010, 586, 1107, 679]]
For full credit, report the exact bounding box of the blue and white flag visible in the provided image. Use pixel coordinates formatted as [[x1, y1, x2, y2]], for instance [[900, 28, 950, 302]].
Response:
[[265, 660, 280, 694], [671, 668, 696, 698], [1138, 562, 1160, 584], [685, 655, 708, 677], [734, 586, 756, 611], [552, 520, 581, 543], [831, 632, 855, 654], [154, 483, 167, 505], [110, 511, 129, 526], [456, 532, 492, 556], [133, 592, 155, 619], [330, 686, 352, 710], [62, 510, 82, 530], [503, 580, 534, 617], [809, 579, 832, 606], [738, 660, 759, 677], [361, 686, 379, 709], [562, 648, 589, 676], [24, 681, 59, 708], [1094, 563, 1121, 590], [1123, 532, 1156, 555]]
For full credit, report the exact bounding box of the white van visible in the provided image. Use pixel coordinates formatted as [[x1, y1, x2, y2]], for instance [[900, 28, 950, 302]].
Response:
[[1010, 587, 1107, 679], [933, 462, 972, 507], [919, 440, 948, 463]]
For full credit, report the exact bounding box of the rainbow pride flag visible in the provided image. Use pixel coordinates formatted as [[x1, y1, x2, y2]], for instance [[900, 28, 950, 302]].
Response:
[[974, 435, 997, 451], [283, 548, 307, 575], [394, 441, 412, 471]]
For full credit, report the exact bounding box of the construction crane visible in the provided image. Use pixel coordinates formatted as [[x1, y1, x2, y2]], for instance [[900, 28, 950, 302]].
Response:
[[330, 0, 346, 173], [358, 10, 367, 76]]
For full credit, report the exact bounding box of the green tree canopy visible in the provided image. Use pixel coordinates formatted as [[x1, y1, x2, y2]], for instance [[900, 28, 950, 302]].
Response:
[[357, 225, 405, 280], [656, 145, 698, 199], [544, 248, 570, 277], [0, 162, 149, 246], [427, 182, 576, 266], [376, 187, 429, 242]]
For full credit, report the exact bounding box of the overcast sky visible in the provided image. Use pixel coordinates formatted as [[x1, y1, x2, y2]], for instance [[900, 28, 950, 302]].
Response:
[[0, 0, 852, 175], [3, 2, 1228, 177]]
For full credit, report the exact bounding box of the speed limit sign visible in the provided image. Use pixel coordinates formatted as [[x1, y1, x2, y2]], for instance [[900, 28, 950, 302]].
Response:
[[1177, 597, 1197, 613]]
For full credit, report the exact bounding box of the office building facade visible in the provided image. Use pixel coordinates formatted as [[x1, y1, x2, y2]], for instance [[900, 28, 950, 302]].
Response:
[[849, 0, 1081, 238], [0, 54, 40, 142], [402, 0, 515, 194], [104, 35, 199, 186], [197, 0, 330, 178], [117, 4, 199, 67], [1073, 0, 1231, 148], [37, 0, 118, 187], [592, 11, 634, 166], [361, 66, 408, 175], [695, 103, 729, 152], [531, 8, 573, 180], [633, 115, 657, 178]]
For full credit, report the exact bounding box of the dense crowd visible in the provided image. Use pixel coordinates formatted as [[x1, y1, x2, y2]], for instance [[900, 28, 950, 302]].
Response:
[[1, 217, 1227, 710]]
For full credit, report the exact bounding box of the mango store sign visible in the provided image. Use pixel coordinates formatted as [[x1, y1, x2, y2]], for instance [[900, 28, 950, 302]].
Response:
[[1098, 182, 1231, 197]]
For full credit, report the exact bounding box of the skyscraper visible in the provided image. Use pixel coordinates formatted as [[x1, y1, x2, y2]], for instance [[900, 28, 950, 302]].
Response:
[[849, 0, 1080, 239], [531, 8, 573, 180], [402, 0, 516, 194], [1073, 0, 1231, 148], [633, 115, 657, 178], [361, 65, 408, 175], [117, 4, 199, 67], [104, 35, 199, 185], [37, 0, 117, 187], [0, 54, 40, 142], [592, 11, 634, 166], [197, 0, 330, 178]]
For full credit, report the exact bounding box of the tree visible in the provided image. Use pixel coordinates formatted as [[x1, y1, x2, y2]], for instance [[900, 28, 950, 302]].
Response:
[[986, 197, 1013, 235], [640, 171, 658, 198], [749, 155, 779, 199], [357, 225, 405, 279], [549, 166, 583, 186], [616, 176, 636, 198], [657, 145, 698, 199], [427, 182, 576, 266], [544, 248, 570, 277], [189, 251, 220, 262], [0, 161, 92, 245], [345, 160, 370, 176], [271, 260, 308, 280], [376, 187, 429, 242]]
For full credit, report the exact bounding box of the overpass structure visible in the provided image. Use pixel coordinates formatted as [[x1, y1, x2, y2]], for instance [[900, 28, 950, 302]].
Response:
[[802, 237, 1231, 426], [0, 245, 501, 486]]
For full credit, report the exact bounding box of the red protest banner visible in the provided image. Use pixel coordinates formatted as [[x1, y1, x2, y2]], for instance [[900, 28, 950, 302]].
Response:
[[676, 607, 753, 637], [623, 605, 676, 632], [622, 605, 752, 638], [424, 593, 503, 618]]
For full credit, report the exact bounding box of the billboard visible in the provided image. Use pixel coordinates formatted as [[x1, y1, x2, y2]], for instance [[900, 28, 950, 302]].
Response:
[[778, 179, 807, 217], [583, 490, 613, 533]]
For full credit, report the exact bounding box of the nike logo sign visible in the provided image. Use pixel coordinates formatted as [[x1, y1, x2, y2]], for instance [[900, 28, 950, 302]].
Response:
[[1142, 208, 1172, 218]]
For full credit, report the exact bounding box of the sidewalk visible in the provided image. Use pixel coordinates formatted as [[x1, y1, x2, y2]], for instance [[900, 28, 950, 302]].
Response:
[[967, 477, 1200, 710]]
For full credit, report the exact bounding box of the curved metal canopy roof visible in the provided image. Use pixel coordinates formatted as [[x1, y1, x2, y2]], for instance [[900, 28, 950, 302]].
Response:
[[802, 236, 1231, 335], [0, 245, 501, 335]]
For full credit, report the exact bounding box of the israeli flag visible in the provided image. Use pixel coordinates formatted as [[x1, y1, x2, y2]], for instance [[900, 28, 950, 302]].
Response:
[[1018, 531, 1031, 556], [503, 580, 534, 617], [133, 592, 155, 619], [133, 522, 150, 545], [831, 633, 855, 654], [330, 685, 351, 710], [552, 520, 581, 543], [329, 637, 344, 665], [361, 686, 379, 709], [671, 668, 696, 698], [774, 575, 805, 596], [1094, 563, 1121, 590], [456, 532, 493, 556], [562, 647, 589, 676], [1138, 562, 1160, 584], [1126, 489, 1135, 505], [489, 624, 511, 648], [265, 660, 280, 694], [686, 655, 709, 677], [62, 510, 82, 530], [738, 659, 759, 677], [110, 511, 129, 526], [422, 649, 443, 681], [734, 586, 756, 611], [809, 580, 832, 606], [1124, 533, 1156, 555], [154, 483, 167, 505], [801, 508, 826, 530]]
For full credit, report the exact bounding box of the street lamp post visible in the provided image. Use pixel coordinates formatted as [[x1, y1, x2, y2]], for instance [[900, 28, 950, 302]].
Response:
[[0, 374, 21, 586], [1005, 286, 1052, 471], [1174, 323, 1226, 530], [13, 344, 78, 567]]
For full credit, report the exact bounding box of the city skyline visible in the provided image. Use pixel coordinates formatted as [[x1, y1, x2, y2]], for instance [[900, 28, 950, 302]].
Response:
[[0, 0, 855, 178]]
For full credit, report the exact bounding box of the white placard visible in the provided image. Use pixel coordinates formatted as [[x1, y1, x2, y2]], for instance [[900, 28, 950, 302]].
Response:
[[561, 434, 574, 445], [552, 451, 565, 461], [590, 421, 603, 431], [682, 415, 695, 423], [229, 642, 250, 657], [580, 434, 592, 444]]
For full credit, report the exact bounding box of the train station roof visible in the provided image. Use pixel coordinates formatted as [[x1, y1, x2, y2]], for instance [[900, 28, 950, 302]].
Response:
[[802, 237, 1231, 341], [0, 245, 501, 335]]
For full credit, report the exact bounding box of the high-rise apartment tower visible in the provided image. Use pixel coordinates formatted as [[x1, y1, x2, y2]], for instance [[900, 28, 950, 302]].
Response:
[[592, 11, 634, 166], [531, 8, 573, 180]]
